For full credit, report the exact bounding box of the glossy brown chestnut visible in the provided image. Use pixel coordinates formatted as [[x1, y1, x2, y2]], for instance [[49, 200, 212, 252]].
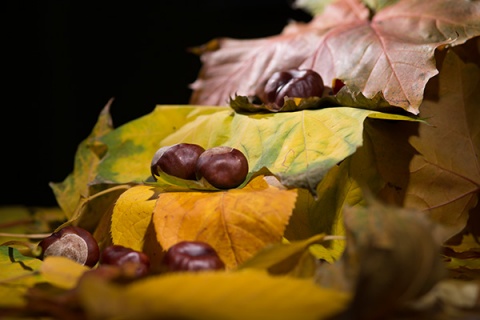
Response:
[[162, 241, 225, 272], [38, 226, 100, 267], [258, 68, 324, 107], [195, 146, 248, 189], [150, 143, 205, 180], [100, 244, 150, 278]]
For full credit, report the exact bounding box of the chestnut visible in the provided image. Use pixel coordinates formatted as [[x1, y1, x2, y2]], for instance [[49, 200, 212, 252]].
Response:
[[38, 226, 99, 267], [100, 245, 150, 278], [150, 143, 205, 180], [257, 68, 325, 107], [195, 146, 249, 189], [162, 241, 225, 272]]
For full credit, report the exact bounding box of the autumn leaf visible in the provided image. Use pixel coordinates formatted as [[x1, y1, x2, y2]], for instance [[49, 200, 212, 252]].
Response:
[[443, 233, 480, 279], [49, 99, 114, 219], [445, 234, 480, 255], [50, 105, 219, 232], [160, 106, 418, 194], [190, 0, 480, 113], [110, 185, 158, 253], [69, 183, 130, 234], [95, 105, 222, 184], [0, 206, 65, 244], [0, 207, 35, 244], [90, 101, 418, 194], [77, 269, 350, 320], [228, 85, 394, 113], [445, 257, 480, 273], [0, 206, 66, 258], [153, 176, 298, 270], [358, 0, 399, 12], [284, 170, 349, 259], [39, 256, 90, 290], [292, 0, 336, 15], [238, 233, 330, 275], [229, 94, 333, 113], [283, 132, 390, 257], [365, 50, 480, 237], [406, 50, 480, 233], [0, 246, 43, 307], [295, 0, 400, 15]]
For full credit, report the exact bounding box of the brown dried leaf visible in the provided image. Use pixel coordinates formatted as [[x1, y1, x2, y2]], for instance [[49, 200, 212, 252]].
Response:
[[370, 49, 480, 237]]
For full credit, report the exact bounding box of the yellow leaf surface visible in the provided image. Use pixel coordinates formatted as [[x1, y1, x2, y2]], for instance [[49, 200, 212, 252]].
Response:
[[97, 105, 223, 184], [239, 233, 327, 273], [446, 257, 480, 270], [110, 185, 158, 252], [153, 176, 298, 269], [309, 242, 345, 263], [0, 246, 43, 307], [78, 269, 350, 320], [445, 234, 480, 254], [39, 256, 90, 289]]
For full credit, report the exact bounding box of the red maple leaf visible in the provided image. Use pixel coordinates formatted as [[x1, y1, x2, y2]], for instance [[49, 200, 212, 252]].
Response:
[[190, 0, 480, 114]]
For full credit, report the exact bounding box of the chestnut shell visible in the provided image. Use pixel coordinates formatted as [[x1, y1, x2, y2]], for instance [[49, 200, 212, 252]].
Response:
[[195, 146, 248, 189], [162, 241, 225, 272]]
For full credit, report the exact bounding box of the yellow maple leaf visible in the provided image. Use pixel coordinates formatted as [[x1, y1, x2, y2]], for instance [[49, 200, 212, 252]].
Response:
[[153, 176, 298, 270]]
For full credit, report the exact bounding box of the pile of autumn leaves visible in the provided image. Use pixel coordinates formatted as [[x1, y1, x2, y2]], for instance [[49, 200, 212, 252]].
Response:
[[1, 0, 480, 319]]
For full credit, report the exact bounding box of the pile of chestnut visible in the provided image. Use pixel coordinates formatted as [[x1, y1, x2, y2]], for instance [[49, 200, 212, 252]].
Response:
[[254, 68, 344, 107], [37, 144, 250, 277], [37, 68, 341, 279], [38, 225, 225, 280], [150, 143, 249, 189]]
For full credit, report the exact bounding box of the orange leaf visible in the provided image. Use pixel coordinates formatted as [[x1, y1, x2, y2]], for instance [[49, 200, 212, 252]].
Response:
[[153, 176, 298, 270]]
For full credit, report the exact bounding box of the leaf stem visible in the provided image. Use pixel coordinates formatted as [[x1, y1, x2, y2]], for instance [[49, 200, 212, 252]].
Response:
[[324, 235, 346, 241], [56, 184, 132, 231], [86, 184, 132, 201], [0, 232, 52, 239]]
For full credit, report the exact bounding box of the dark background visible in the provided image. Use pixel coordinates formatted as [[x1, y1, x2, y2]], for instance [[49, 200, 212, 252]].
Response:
[[4, 1, 312, 207]]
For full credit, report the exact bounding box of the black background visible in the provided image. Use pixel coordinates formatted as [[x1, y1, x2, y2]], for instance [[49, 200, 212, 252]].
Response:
[[4, 1, 311, 207]]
